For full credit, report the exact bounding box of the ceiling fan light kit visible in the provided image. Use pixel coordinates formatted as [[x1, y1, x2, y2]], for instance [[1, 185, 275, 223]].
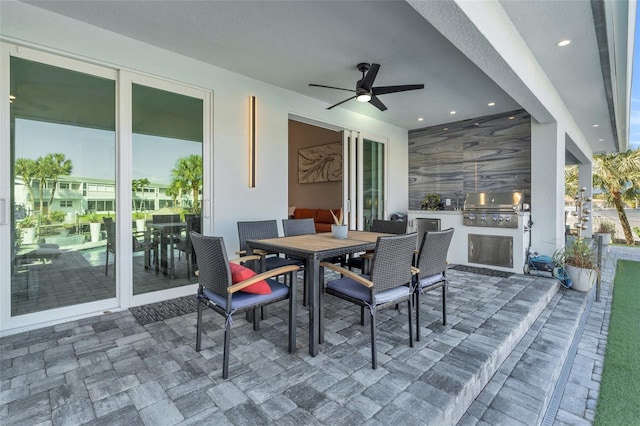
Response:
[[309, 62, 424, 111]]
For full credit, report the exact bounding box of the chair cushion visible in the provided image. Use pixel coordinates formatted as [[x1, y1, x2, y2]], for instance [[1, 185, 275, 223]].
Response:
[[326, 276, 411, 305], [265, 256, 302, 269], [201, 279, 289, 310], [419, 273, 445, 289], [229, 263, 271, 294]]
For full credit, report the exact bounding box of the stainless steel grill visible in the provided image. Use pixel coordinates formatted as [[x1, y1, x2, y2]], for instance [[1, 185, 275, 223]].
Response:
[[462, 192, 524, 228]]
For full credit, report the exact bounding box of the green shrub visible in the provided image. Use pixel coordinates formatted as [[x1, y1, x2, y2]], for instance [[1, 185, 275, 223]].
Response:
[[50, 211, 66, 222]]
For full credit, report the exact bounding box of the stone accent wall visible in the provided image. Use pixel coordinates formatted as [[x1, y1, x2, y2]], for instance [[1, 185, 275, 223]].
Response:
[[408, 110, 531, 209]]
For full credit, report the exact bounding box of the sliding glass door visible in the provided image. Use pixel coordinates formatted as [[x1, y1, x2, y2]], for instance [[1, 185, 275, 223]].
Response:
[[9, 54, 117, 317], [130, 82, 203, 295], [1, 43, 211, 331], [343, 131, 387, 230]]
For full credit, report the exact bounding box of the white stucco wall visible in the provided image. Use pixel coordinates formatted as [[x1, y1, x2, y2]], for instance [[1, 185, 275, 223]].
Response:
[[0, 1, 409, 255]]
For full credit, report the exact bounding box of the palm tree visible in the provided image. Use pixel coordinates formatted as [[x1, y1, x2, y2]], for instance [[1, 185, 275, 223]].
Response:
[[45, 153, 73, 216], [132, 178, 150, 211], [170, 155, 202, 213], [15, 158, 37, 211], [33, 155, 55, 215], [593, 149, 640, 244], [165, 182, 180, 208]]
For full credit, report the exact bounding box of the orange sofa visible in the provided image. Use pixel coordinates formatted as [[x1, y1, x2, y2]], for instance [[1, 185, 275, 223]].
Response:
[[293, 208, 341, 233]]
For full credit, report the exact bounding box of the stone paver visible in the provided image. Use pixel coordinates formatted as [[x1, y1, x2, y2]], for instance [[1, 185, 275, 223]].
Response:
[[2, 247, 635, 425]]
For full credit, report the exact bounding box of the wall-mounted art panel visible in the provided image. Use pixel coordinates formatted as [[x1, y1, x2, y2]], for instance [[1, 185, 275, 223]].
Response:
[[298, 142, 343, 184]]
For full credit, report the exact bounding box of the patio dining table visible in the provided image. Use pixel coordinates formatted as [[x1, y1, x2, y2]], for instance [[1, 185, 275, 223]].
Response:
[[145, 221, 186, 278], [247, 230, 390, 356]]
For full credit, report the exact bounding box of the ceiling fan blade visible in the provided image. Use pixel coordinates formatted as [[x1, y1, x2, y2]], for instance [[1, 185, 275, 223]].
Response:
[[309, 83, 356, 93], [369, 95, 387, 111], [327, 95, 357, 110], [359, 63, 380, 91], [372, 84, 424, 95]]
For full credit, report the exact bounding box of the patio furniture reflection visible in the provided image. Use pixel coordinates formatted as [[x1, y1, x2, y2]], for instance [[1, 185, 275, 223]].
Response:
[[148, 215, 186, 278], [175, 214, 201, 278], [104, 217, 153, 275]]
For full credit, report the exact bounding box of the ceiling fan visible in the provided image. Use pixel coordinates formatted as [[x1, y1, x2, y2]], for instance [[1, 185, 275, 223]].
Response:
[[309, 63, 424, 111]]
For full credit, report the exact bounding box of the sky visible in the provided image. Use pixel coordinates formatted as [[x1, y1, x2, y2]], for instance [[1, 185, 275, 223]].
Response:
[[15, 119, 201, 184]]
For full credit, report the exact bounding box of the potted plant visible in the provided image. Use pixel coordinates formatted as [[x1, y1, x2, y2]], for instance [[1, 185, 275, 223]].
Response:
[[554, 238, 598, 292], [18, 216, 37, 244], [594, 218, 615, 246], [421, 193, 441, 211], [330, 209, 348, 239], [87, 213, 102, 243], [133, 212, 146, 233]]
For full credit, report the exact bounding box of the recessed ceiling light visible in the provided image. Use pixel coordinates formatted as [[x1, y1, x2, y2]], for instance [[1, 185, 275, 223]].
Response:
[[557, 39, 572, 47], [593, 124, 599, 127], [508, 116, 515, 120], [598, 138, 604, 142], [450, 111, 456, 115], [474, 123, 479, 126], [417, 117, 424, 121], [443, 128, 448, 131], [488, 102, 495, 106]]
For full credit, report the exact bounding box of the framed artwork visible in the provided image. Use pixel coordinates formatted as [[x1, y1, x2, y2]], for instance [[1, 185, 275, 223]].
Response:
[[298, 142, 343, 183]]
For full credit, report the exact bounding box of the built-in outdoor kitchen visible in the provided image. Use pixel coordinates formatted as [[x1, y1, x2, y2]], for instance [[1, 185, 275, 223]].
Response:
[[407, 109, 532, 273]]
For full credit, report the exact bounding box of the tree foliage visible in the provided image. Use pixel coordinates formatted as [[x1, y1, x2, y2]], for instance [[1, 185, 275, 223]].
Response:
[[16, 153, 72, 217], [592, 149, 640, 244], [170, 155, 202, 214]]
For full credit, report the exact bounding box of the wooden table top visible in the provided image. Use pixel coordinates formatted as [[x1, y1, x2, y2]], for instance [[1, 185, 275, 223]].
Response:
[[249, 231, 390, 253]]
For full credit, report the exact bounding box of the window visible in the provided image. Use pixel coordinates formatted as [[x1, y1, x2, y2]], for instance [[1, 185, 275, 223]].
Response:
[[60, 200, 73, 207], [59, 182, 70, 189]]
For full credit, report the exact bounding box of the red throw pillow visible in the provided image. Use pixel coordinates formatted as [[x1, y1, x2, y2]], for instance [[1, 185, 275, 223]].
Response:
[[229, 263, 271, 294]]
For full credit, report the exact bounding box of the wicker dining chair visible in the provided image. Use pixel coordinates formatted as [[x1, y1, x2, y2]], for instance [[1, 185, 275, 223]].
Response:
[[345, 219, 407, 273], [237, 220, 300, 282], [321, 232, 418, 369], [190, 231, 299, 379], [414, 228, 454, 340]]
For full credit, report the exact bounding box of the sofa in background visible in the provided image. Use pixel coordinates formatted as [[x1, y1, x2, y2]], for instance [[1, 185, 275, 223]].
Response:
[[293, 208, 341, 233]]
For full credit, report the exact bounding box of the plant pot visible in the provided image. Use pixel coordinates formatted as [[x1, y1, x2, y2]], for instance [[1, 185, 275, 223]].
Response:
[[566, 264, 597, 292], [89, 222, 102, 243], [331, 224, 348, 239], [593, 232, 611, 246], [22, 227, 36, 244], [136, 219, 146, 233]]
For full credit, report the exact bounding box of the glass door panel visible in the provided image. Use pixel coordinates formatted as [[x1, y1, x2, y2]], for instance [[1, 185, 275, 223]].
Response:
[[10, 56, 116, 316], [362, 138, 385, 231], [131, 83, 203, 295]]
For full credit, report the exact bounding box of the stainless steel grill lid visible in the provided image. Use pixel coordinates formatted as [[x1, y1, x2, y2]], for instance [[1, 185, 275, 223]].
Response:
[[463, 192, 524, 212]]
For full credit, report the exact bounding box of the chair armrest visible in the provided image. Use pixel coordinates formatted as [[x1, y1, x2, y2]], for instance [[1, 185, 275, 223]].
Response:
[[228, 265, 300, 293], [235, 249, 268, 256], [320, 262, 373, 288], [229, 255, 261, 264]]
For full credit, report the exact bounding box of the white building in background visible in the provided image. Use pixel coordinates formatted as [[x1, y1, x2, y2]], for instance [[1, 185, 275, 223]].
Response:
[[15, 175, 194, 218]]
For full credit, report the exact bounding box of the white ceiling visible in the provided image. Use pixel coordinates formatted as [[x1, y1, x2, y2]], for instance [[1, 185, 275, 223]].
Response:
[[21, 0, 626, 153]]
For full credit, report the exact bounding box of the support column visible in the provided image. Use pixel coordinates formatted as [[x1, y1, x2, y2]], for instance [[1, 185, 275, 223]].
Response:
[[531, 120, 565, 255], [578, 163, 593, 238]]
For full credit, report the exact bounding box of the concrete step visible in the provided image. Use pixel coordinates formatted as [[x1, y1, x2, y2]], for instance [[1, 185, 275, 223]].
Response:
[[413, 271, 561, 425], [455, 284, 590, 425]]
